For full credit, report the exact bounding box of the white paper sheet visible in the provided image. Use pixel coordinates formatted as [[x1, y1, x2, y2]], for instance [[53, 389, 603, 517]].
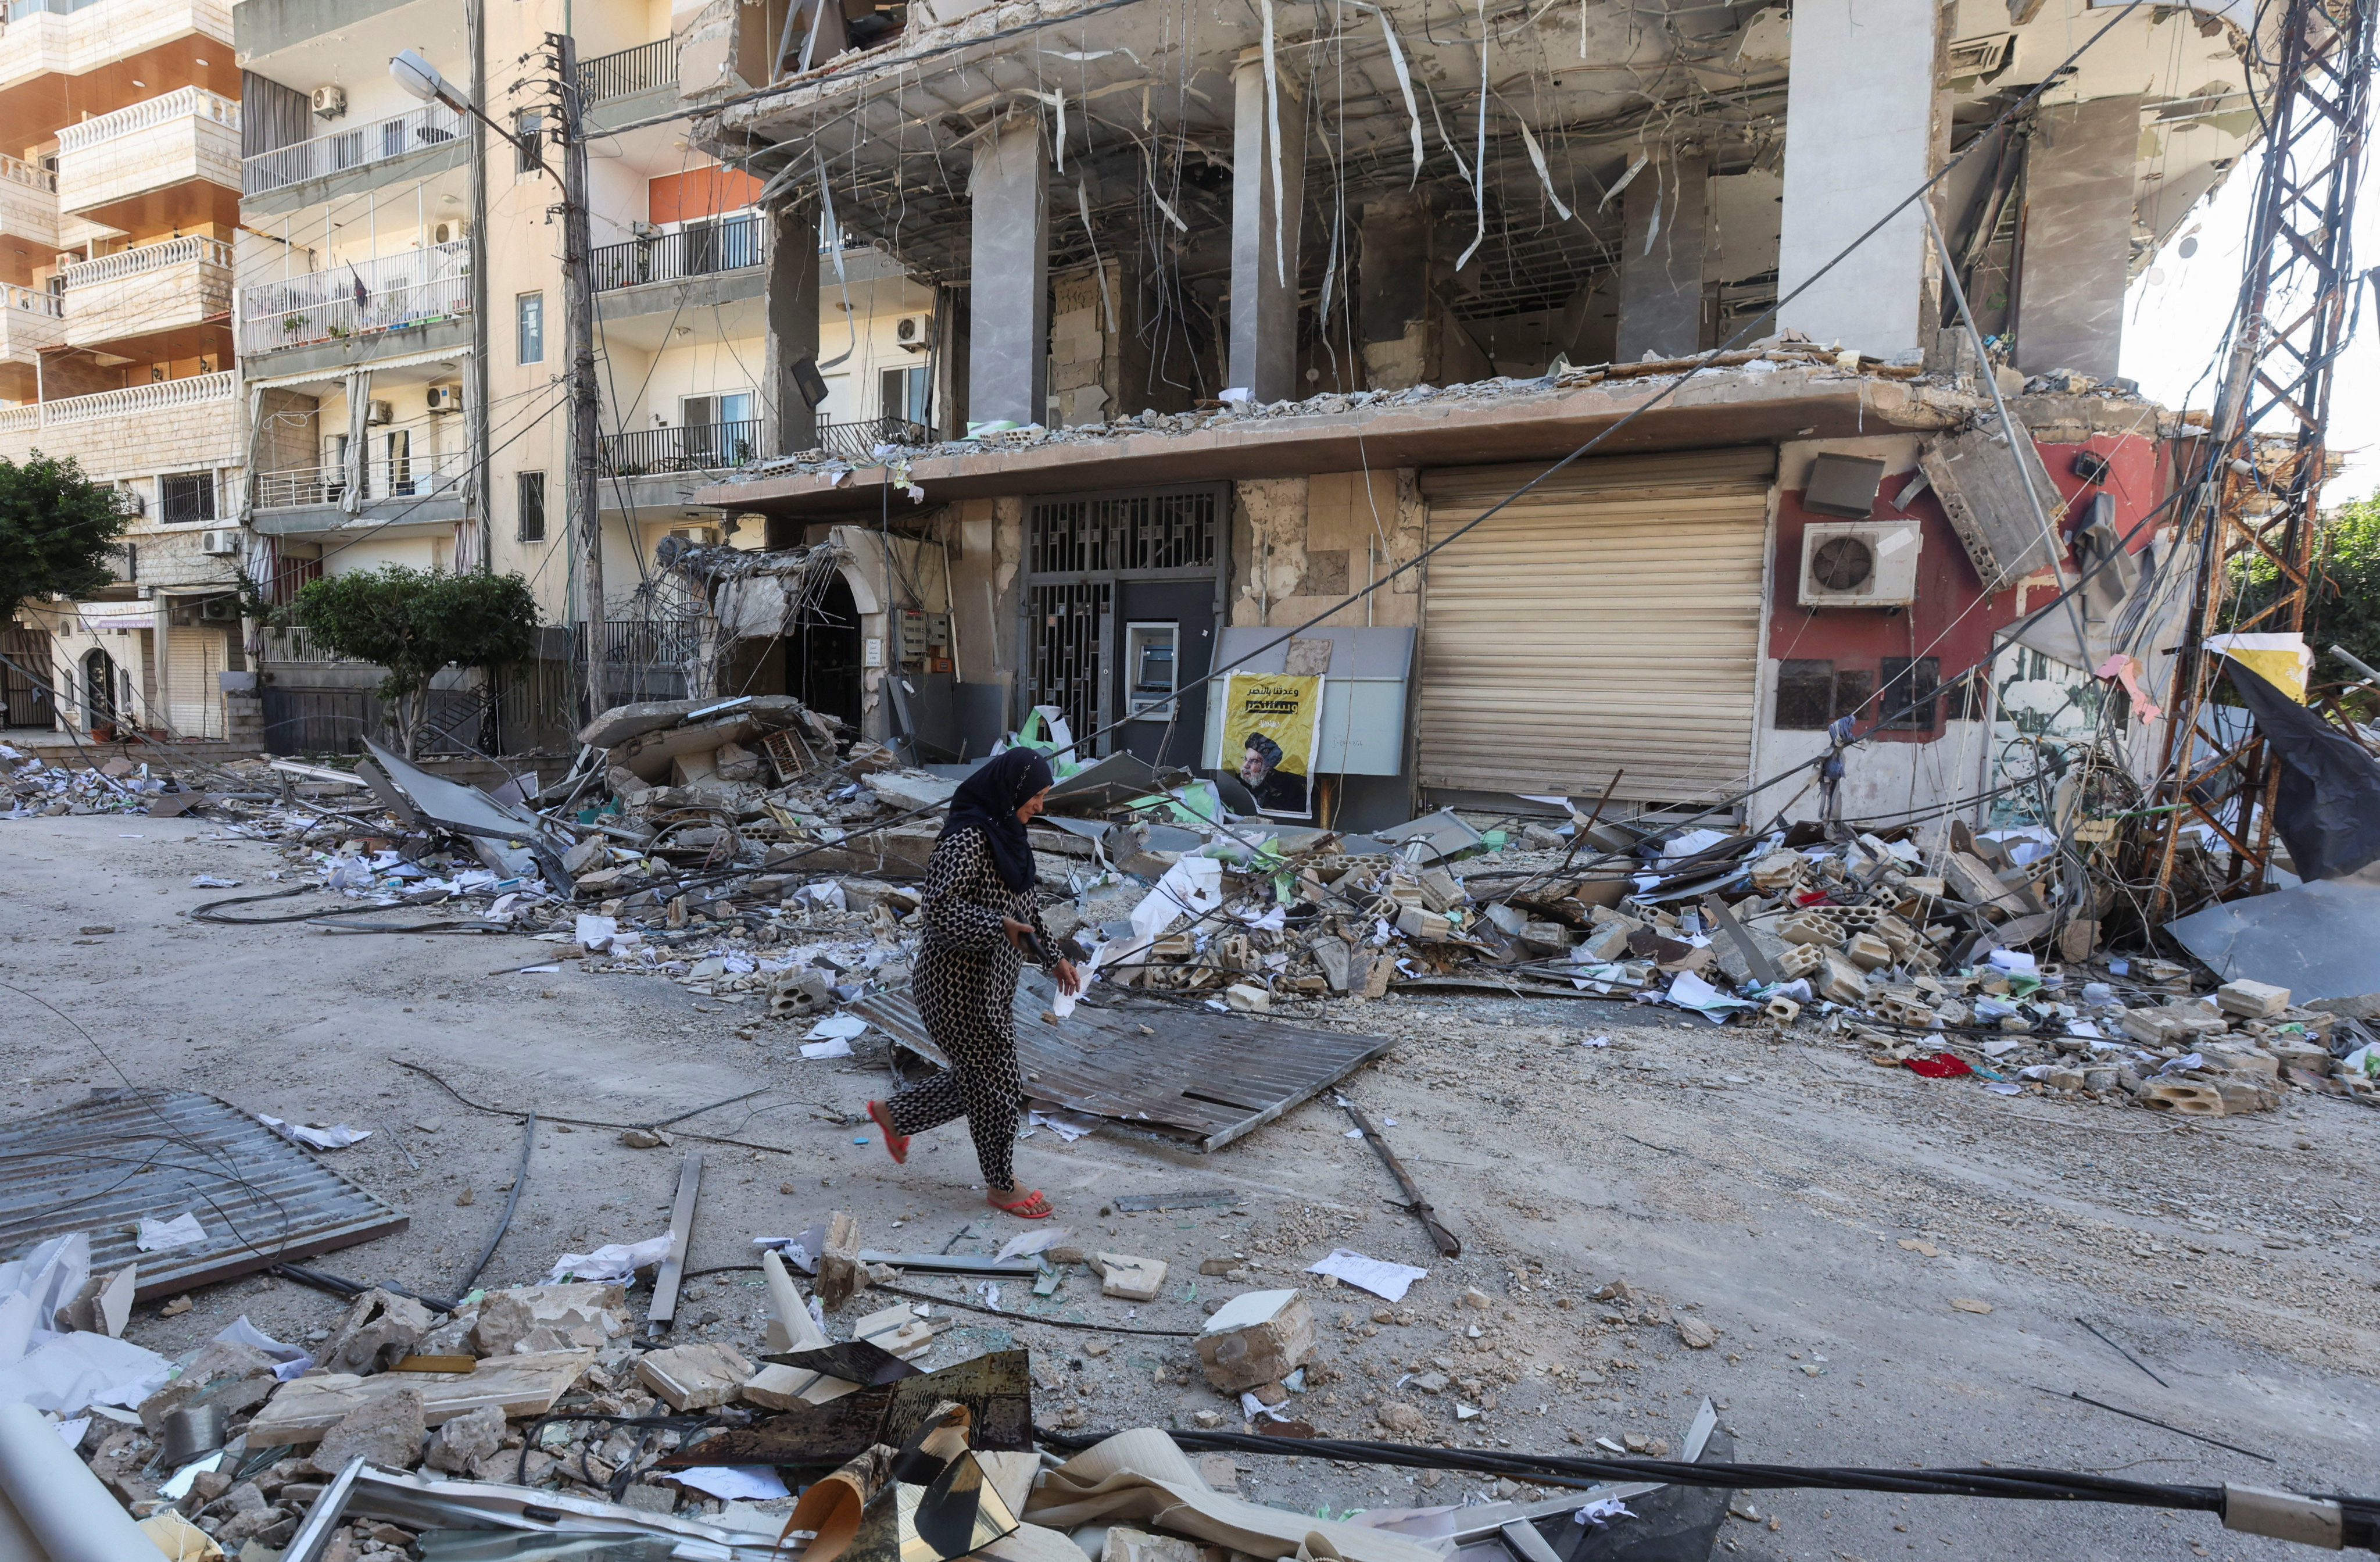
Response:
[[806, 1014, 869, 1041], [1306, 1249, 1427, 1301], [257, 1115, 371, 1150], [135, 1213, 207, 1252], [663, 1465, 791, 1501], [799, 1038, 854, 1059], [546, 1230, 675, 1284]]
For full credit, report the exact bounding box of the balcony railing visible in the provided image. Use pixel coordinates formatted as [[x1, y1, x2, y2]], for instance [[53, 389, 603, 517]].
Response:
[[817, 417, 932, 462], [578, 38, 674, 105], [0, 153, 56, 194], [242, 102, 464, 197], [58, 234, 231, 289], [253, 448, 469, 511], [589, 212, 764, 292], [599, 420, 764, 475], [239, 240, 471, 355], [0, 370, 236, 431], [56, 86, 238, 155], [5, 0, 102, 22], [1, 284, 62, 320]]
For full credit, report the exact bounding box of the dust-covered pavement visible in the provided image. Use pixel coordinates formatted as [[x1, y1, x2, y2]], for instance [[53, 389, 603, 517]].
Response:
[[3, 814, 2375, 1561]]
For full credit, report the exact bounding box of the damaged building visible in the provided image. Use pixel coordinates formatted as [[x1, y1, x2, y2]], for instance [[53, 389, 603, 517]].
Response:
[[635, 0, 2272, 831]]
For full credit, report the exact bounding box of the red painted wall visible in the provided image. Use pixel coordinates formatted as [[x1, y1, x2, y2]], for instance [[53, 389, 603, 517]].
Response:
[[1764, 431, 2173, 742], [650, 165, 765, 224]]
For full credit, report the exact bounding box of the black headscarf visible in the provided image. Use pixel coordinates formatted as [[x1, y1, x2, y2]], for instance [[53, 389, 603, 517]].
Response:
[[940, 748, 1055, 891]]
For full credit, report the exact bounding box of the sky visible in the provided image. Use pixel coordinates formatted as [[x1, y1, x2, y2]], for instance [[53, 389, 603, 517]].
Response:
[[2119, 142, 2380, 508]]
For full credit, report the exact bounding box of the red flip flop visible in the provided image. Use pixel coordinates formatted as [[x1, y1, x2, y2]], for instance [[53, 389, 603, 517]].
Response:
[[986, 1186, 1054, 1220], [865, 1100, 911, 1164]]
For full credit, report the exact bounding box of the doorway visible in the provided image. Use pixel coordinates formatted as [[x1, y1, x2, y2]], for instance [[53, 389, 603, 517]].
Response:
[[80, 646, 116, 734], [2, 628, 54, 727], [785, 571, 863, 733]]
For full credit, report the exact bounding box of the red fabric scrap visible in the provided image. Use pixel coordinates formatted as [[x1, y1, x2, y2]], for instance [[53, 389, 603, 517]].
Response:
[[1902, 1053, 1973, 1079]]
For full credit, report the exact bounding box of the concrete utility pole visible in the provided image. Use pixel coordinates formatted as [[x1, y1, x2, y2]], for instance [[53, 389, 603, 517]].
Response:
[[553, 33, 606, 723]]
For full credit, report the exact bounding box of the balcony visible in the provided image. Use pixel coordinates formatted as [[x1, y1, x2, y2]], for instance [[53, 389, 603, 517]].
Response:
[[253, 448, 467, 512], [58, 235, 231, 349], [239, 240, 470, 358], [817, 417, 932, 461], [55, 87, 242, 231], [242, 102, 466, 204], [0, 0, 232, 99], [578, 37, 673, 106], [0, 155, 59, 252], [591, 212, 764, 292], [0, 371, 238, 480], [600, 420, 765, 476]]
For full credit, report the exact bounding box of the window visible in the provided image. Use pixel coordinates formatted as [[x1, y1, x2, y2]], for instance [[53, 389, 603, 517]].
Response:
[[514, 109, 543, 175], [385, 429, 413, 496], [1773, 660, 1879, 731], [880, 364, 928, 426], [1941, 667, 1987, 723], [1878, 656, 1941, 731], [516, 291, 545, 364], [160, 471, 214, 526], [517, 470, 547, 542], [679, 393, 755, 465]]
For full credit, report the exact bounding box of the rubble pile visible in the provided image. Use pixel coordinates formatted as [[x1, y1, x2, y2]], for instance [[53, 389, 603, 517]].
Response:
[[0, 744, 179, 816]]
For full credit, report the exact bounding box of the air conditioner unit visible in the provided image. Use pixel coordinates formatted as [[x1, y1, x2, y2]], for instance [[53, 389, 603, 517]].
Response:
[[1799, 521, 1921, 608], [432, 219, 468, 245], [199, 529, 241, 556], [364, 399, 393, 425], [198, 594, 242, 619], [311, 84, 348, 119], [113, 487, 144, 517], [894, 314, 928, 352], [425, 385, 463, 413]]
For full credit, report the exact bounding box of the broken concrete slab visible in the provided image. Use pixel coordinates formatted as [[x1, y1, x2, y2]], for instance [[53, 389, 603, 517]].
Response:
[[637, 1343, 756, 1410], [469, 1282, 631, 1356], [245, 1349, 595, 1445], [1194, 1289, 1318, 1393], [1096, 1254, 1167, 1302], [323, 1288, 436, 1375], [305, 1385, 426, 1474]]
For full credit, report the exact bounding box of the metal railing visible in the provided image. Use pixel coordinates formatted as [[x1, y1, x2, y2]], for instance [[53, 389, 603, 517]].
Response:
[[817, 417, 932, 461], [241, 101, 464, 196], [0, 153, 56, 193], [239, 240, 472, 355], [55, 86, 238, 154], [58, 234, 231, 290], [577, 38, 675, 105], [253, 448, 469, 511], [589, 212, 764, 292], [5, 0, 103, 20], [599, 419, 764, 474]]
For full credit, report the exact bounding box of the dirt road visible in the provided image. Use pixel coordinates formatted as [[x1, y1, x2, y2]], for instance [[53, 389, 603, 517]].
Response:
[[3, 815, 2372, 1560]]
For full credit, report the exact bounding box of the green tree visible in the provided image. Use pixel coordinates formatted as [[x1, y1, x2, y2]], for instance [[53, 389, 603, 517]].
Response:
[[287, 566, 540, 756], [0, 452, 131, 623], [2230, 491, 2380, 704]]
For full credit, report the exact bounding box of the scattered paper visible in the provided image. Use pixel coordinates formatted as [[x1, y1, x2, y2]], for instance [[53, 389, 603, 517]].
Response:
[[1667, 971, 1757, 1023], [975, 1281, 1003, 1312], [1573, 1498, 1636, 1528], [256, 1114, 371, 1150], [188, 875, 241, 888], [1580, 1035, 1612, 1047], [664, 1466, 791, 1502], [806, 1014, 869, 1042], [574, 914, 617, 948], [53, 1417, 88, 1448], [547, 1230, 675, 1284], [158, 1450, 227, 1500], [799, 1038, 854, 1060], [215, 1316, 312, 1381], [996, 1227, 1069, 1263], [1026, 1109, 1099, 1141], [135, 1213, 207, 1252], [1307, 1248, 1427, 1301]]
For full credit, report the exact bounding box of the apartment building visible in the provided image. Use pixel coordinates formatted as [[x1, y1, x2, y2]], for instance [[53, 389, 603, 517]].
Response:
[[1, 0, 250, 745], [665, 0, 2275, 828], [222, 0, 940, 745]]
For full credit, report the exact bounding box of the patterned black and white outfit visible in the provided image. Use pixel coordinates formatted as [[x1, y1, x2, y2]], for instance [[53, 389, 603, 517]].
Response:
[[883, 824, 1053, 1188]]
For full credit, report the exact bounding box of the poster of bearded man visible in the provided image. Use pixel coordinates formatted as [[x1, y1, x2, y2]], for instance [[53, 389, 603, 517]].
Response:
[[1219, 671, 1323, 818]]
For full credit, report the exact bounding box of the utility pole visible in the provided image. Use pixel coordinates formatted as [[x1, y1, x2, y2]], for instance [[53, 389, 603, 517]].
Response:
[[554, 31, 606, 723]]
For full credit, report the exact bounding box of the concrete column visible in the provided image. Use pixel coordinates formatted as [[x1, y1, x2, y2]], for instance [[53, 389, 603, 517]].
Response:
[[1358, 192, 1435, 391], [2014, 96, 2140, 379], [1615, 148, 1709, 361], [764, 197, 821, 456], [1776, 0, 1948, 358], [1229, 48, 1303, 402], [967, 115, 1049, 428]]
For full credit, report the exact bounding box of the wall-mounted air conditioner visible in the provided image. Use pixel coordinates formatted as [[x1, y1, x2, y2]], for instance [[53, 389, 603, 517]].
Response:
[[1798, 521, 1921, 608], [894, 314, 928, 353], [199, 529, 241, 556], [425, 385, 463, 413], [312, 84, 348, 120], [432, 219, 468, 245], [364, 399, 393, 425]]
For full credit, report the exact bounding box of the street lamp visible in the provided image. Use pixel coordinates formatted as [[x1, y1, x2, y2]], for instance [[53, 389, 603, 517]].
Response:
[[391, 48, 545, 172]]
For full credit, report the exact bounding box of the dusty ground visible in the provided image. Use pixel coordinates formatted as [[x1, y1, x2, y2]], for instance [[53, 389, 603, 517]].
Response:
[[3, 814, 2375, 1561]]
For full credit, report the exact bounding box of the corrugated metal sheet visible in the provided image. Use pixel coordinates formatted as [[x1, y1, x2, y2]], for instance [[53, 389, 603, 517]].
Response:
[[851, 989, 1395, 1152], [0, 1089, 409, 1300], [1418, 449, 1776, 803]]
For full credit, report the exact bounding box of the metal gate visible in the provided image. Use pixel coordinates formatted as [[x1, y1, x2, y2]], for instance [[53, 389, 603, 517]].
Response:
[[1022, 485, 1223, 756], [1, 630, 55, 728]]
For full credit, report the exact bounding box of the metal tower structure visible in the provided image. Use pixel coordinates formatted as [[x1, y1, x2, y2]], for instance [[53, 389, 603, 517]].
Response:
[[2149, 0, 2377, 920]]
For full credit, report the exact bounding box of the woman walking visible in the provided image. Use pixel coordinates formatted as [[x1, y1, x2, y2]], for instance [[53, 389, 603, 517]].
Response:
[[866, 749, 1080, 1218]]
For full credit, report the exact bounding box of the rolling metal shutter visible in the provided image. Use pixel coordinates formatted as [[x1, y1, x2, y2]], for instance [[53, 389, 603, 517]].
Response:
[[1418, 448, 1776, 803], [165, 626, 226, 739]]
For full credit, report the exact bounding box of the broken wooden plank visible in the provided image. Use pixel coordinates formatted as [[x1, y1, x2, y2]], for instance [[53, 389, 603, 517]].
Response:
[[646, 1149, 702, 1336], [245, 1350, 595, 1444]]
